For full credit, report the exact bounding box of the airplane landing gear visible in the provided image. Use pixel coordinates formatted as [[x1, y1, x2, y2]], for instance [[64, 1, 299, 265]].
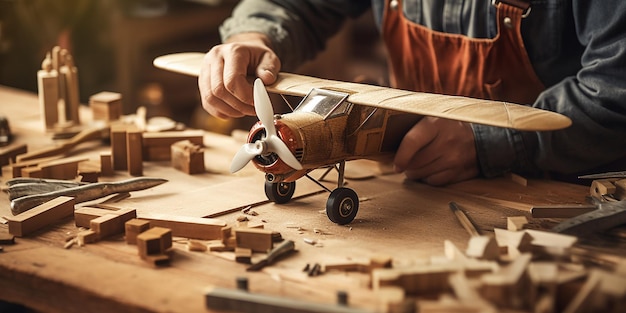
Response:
[[326, 187, 359, 225], [264, 181, 296, 204]]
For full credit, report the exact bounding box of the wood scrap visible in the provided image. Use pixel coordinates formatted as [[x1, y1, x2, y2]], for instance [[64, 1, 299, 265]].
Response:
[[137, 212, 225, 240], [171, 140, 205, 174], [4, 196, 75, 236]]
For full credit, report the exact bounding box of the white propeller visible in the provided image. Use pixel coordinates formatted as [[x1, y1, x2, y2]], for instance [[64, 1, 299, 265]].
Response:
[[230, 79, 303, 173]]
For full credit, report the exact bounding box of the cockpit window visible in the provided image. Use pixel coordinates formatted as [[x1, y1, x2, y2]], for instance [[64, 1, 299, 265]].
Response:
[[295, 88, 351, 119]]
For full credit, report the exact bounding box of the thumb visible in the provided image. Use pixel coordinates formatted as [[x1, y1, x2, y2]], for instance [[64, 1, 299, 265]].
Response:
[[256, 52, 280, 85]]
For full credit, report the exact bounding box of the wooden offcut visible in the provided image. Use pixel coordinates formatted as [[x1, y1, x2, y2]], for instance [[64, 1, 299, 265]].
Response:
[[4, 196, 75, 237], [90, 91, 122, 121], [171, 140, 205, 174], [136, 227, 172, 257], [142, 130, 204, 161], [125, 218, 151, 244], [138, 212, 225, 240]]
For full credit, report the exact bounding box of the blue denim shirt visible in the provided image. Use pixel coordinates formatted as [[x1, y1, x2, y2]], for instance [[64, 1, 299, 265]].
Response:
[[220, 0, 626, 179]]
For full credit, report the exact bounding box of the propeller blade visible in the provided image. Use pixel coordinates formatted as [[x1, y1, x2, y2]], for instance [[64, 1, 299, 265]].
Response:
[[267, 135, 303, 170], [253, 78, 276, 137], [230, 143, 262, 173]]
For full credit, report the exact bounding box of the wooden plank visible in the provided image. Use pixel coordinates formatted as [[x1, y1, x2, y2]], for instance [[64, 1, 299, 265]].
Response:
[[4, 196, 75, 236], [137, 212, 226, 240]]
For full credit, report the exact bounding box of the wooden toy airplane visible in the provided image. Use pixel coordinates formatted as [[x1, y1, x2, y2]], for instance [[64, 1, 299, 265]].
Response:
[[154, 53, 572, 225]]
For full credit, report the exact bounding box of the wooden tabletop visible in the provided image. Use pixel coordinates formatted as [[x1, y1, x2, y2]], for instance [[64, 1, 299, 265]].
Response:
[[0, 85, 614, 313]]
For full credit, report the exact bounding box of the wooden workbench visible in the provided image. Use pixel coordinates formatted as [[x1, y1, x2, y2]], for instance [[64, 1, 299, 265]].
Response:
[[0, 85, 619, 313]]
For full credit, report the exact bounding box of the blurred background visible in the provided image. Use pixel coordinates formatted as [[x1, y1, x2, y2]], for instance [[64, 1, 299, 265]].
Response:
[[0, 0, 386, 134]]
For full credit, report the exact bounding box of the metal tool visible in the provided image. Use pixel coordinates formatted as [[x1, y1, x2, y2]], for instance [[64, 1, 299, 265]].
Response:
[[246, 239, 297, 271], [530, 204, 597, 218], [551, 201, 626, 235], [449, 201, 481, 237], [578, 171, 626, 179], [9, 177, 167, 215], [4, 177, 88, 200]]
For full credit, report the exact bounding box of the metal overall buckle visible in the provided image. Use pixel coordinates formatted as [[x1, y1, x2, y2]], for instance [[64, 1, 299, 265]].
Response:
[[491, 0, 532, 18]]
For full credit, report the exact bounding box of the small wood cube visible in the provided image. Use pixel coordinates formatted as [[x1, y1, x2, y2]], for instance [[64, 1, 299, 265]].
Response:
[[90, 91, 122, 121], [125, 219, 151, 244], [136, 227, 172, 257]]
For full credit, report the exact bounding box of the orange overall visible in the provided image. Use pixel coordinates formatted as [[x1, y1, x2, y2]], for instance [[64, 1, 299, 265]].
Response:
[[382, 0, 544, 105]]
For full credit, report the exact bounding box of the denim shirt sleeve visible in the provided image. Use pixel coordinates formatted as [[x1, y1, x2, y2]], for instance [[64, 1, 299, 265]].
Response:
[[473, 0, 626, 177], [219, 0, 371, 71]]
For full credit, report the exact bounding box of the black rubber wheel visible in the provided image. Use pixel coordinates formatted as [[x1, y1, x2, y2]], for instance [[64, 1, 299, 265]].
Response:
[[326, 187, 359, 225], [264, 181, 296, 204]]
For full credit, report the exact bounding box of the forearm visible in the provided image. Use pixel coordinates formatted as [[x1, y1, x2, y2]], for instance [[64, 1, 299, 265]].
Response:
[[219, 0, 371, 71]]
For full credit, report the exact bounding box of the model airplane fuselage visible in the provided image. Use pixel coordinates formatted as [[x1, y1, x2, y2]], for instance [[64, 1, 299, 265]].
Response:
[[251, 87, 420, 184]]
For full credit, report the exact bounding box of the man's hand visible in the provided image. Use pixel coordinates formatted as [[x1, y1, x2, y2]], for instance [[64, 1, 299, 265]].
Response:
[[393, 117, 479, 185], [199, 33, 281, 118]]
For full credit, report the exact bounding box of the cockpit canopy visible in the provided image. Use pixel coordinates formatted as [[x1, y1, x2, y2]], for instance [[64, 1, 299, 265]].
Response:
[[295, 88, 351, 120]]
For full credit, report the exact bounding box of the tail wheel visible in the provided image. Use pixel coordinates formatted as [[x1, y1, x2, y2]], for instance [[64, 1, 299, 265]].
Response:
[[265, 181, 296, 204], [326, 187, 359, 225]]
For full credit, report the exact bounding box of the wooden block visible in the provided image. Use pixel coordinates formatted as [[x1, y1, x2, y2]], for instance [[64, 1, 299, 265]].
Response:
[[76, 229, 98, 245], [77, 159, 100, 182], [39, 156, 88, 180], [614, 179, 626, 200], [125, 218, 151, 244], [465, 236, 499, 260], [126, 127, 143, 176], [508, 172, 528, 186], [324, 261, 367, 273], [187, 240, 208, 252], [137, 227, 172, 257], [221, 226, 232, 245], [0, 232, 15, 245], [234, 228, 274, 252], [74, 206, 120, 227], [60, 55, 80, 124], [142, 253, 171, 266], [0, 143, 27, 167], [525, 229, 578, 249], [89, 208, 137, 240], [138, 212, 225, 240], [37, 55, 60, 130], [371, 264, 456, 296], [171, 140, 205, 174], [234, 247, 252, 264], [142, 130, 204, 161], [99, 152, 113, 176], [4, 196, 75, 237], [90, 91, 122, 121], [479, 253, 533, 310], [21, 166, 43, 178], [444, 240, 469, 262], [590, 179, 616, 200], [507, 216, 528, 231], [494, 228, 534, 258], [110, 124, 128, 170], [9, 156, 61, 178]]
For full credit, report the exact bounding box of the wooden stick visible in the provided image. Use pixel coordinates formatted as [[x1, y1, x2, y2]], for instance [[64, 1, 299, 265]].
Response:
[[449, 202, 481, 237]]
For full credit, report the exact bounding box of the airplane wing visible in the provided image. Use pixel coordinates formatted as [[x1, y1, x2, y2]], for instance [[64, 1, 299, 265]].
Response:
[[154, 53, 571, 131]]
